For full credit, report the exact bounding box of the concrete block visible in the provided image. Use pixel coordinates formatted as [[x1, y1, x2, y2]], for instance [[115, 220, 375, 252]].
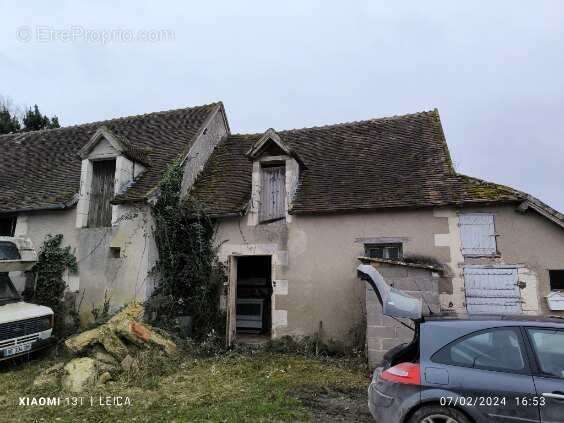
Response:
[[367, 325, 398, 339], [366, 306, 385, 326], [367, 349, 387, 368], [367, 337, 382, 351], [380, 267, 409, 278], [392, 277, 434, 292], [382, 337, 408, 350]]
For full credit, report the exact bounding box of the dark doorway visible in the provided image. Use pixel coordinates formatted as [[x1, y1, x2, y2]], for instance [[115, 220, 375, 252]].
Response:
[[235, 256, 272, 337], [0, 216, 16, 236]]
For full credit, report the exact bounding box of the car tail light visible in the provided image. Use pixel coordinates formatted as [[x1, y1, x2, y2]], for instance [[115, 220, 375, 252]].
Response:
[[380, 362, 420, 385]]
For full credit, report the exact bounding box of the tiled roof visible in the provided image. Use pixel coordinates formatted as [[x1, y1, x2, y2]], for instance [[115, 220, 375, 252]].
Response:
[[189, 134, 259, 216], [0, 103, 218, 213], [189, 110, 526, 216]]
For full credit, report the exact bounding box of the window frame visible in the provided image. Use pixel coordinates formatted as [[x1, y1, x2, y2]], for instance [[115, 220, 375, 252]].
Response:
[[458, 212, 498, 257], [549, 270, 564, 291], [364, 243, 403, 260], [431, 326, 531, 375], [523, 326, 564, 379]]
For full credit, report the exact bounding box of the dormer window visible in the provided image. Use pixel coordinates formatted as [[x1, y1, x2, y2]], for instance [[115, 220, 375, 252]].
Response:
[[88, 160, 116, 227], [246, 128, 303, 226], [76, 126, 148, 229], [259, 163, 286, 223]]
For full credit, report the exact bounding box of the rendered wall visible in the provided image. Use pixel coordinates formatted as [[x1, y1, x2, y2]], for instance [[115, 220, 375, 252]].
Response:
[[180, 108, 229, 196], [436, 205, 564, 316], [77, 204, 157, 321], [216, 208, 451, 345], [217, 203, 564, 346], [12, 208, 80, 293], [13, 205, 157, 322]]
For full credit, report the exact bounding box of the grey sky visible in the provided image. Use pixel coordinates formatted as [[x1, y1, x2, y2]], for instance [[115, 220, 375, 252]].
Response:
[[1, 1, 562, 211]]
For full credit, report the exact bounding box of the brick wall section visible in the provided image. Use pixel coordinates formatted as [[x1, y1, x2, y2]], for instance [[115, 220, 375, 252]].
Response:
[[366, 265, 440, 368]]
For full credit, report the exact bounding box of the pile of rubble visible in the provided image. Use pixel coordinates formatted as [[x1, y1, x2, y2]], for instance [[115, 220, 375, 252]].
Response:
[[34, 303, 177, 392]]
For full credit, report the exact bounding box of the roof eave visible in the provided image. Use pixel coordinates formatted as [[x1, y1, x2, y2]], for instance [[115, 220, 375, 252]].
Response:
[[518, 199, 564, 230], [288, 198, 521, 216], [0, 193, 79, 215]]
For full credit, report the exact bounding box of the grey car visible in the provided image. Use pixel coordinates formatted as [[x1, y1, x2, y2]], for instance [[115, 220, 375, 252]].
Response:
[[357, 264, 564, 423]]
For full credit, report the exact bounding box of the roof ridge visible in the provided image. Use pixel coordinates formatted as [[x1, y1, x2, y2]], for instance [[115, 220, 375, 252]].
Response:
[[230, 132, 263, 137], [275, 109, 438, 134], [0, 101, 221, 139], [228, 110, 438, 138]]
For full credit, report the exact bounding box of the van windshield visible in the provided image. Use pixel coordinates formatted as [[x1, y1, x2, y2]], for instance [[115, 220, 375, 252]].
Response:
[[0, 273, 20, 303]]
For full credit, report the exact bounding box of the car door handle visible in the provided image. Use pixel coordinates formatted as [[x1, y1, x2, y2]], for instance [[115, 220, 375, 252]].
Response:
[[543, 392, 564, 400]]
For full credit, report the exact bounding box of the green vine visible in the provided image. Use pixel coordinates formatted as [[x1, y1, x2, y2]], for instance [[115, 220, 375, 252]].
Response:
[[30, 234, 78, 336], [148, 160, 226, 340]]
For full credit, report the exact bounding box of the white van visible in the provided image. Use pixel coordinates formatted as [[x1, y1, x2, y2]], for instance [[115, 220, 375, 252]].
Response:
[[0, 237, 54, 361]]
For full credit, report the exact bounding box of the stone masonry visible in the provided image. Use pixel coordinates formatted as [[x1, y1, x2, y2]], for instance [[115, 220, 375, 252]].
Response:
[[366, 263, 440, 368]]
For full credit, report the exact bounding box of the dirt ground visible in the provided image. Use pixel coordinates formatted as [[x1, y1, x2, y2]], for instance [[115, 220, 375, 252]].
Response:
[[294, 386, 373, 422]]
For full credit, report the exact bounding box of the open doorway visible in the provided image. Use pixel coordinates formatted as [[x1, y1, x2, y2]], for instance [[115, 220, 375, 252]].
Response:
[[231, 255, 272, 343]]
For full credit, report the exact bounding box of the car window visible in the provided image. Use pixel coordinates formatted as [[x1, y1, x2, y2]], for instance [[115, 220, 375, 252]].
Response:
[[527, 328, 564, 379], [432, 328, 526, 372]]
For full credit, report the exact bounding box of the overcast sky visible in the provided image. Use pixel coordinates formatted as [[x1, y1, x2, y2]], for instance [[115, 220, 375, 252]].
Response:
[[1, 1, 562, 211]]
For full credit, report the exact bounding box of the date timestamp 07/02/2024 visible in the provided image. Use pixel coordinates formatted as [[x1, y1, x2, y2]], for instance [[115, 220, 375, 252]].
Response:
[[440, 396, 547, 407]]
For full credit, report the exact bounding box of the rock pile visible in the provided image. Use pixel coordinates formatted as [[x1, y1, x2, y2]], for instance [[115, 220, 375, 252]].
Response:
[[33, 303, 177, 392]]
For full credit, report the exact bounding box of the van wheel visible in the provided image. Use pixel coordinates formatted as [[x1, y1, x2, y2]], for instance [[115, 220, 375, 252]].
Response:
[[408, 405, 470, 423]]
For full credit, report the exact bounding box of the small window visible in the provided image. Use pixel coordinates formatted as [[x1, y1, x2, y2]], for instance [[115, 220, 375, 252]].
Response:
[[549, 270, 564, 291], [432, 328, 526, 373], [88, 160, 116, 228], [459, 213, 497, 256], [527, 328, 564, 378], [0, 216, 16, 236], [365, 243, 403, 260], [259, 164, 286, 223]]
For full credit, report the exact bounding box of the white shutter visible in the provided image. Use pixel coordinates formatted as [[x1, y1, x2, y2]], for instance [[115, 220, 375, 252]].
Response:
[[459, 214, 497, 256], [464, 267, 521, 314]]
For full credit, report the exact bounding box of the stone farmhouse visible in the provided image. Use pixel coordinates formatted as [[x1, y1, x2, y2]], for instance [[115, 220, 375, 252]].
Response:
[[1, 102, 563, 352]]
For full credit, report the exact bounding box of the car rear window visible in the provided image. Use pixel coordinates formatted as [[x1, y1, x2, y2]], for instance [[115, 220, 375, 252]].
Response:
[[526, 328, 564, 379], [432, 327, 527, 373]]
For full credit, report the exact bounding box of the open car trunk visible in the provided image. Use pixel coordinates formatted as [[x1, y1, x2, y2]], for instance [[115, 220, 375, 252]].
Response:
[[357, 264, 422, 367], [357, 264, 423, 321]]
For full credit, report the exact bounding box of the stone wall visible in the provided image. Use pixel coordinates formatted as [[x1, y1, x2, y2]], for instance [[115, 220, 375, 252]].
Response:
[[180, 106, 229, 195], [366, 264, 440, 368]]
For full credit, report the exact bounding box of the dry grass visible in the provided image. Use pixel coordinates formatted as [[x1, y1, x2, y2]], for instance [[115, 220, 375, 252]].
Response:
[[0, 349, 369, 422]]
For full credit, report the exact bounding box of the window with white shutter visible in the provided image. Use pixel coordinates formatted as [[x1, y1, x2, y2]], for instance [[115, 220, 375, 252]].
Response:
[[459, 213, 497, 256], [259, 165, 286, 223]]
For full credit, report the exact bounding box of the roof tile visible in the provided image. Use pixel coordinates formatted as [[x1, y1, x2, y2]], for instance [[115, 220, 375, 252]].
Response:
[[0, 103, 217, 213], [189, 110, 524, 215]]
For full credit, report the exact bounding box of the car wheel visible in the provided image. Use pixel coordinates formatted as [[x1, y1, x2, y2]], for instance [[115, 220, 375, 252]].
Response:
[[408, 405, 471, 423]]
